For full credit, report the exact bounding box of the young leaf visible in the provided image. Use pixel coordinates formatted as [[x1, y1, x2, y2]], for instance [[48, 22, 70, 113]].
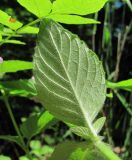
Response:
[[93, 117, 106, 134], [47, 14, 99, 24], [52, 0, 108, 15], [0, 60, 33, 73], [33, 20, 106, 139], [0, 10, 22, 30], [107, 79, 132, 91], [17, 0, 52, 18]]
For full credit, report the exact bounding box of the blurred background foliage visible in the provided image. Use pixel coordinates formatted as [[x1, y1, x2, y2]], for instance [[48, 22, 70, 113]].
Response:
[[0, 0, 132, 159]]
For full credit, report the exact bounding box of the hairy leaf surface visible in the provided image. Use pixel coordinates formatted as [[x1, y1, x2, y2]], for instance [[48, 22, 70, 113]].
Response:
[[34, 20, 106, 137]]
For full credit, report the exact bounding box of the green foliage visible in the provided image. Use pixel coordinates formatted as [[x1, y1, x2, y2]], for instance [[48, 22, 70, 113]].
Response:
[[107, 79, 132, 91], [20, 111, 54, 140], [0, 79, 36, 97], [17, 0, 52, 18], [34, 20, 106, 130], [52, 0, 108, 15], [0, 10, 22, 30], [0, 60, 33, 73]]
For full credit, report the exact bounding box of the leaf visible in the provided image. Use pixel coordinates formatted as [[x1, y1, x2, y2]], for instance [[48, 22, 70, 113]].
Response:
[[33, 20, 106, 139], [47, 14, 100, 24], [107, 79, 132, 91], [0, 155, 11, 160], [0, 60, 33, 73], [2, 39, 26, 45], [52, 0, 108, 15], [0, 135, 23, 148], [20, 111, 54, 139], [93, 117, 106, 134], [49, 141, 87, 160], [71, 126, 93, 140], [0, 79, 36, 97], [0, 10, 22, 30], [17, 26, 39, 34], [17, 0, 52, 18]]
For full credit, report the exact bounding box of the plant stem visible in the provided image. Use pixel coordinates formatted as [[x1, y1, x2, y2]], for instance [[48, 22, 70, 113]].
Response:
[[1, 90, 32, 160], [95, 141, 122, 160]]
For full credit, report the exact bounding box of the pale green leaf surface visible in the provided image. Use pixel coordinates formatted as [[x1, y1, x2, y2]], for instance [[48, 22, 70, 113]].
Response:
[[0, 10, 22, 30], [52, 0, 108, 15], [17, 0, 52, 18], [0, 135, 22, 147], [71, 126, 93, 140], [0, 60, 33, 73], [34, 20, 106, 137], [93, 117, 106, 134], [47, 14, 99, 24]]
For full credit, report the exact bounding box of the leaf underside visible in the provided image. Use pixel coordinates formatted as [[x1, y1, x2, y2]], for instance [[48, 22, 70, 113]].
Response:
[[34, 20, 106, 133]]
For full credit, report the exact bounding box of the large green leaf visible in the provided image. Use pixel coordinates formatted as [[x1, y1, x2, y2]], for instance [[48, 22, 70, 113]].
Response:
[[47, 14, 99, 24], [0, 10, 22, 30], [34, 20, 106, 139], [0, 155, 11, 160], [52, 0, 108, 15], [0, 60, 33, 73], [17, 0, 52, 18]]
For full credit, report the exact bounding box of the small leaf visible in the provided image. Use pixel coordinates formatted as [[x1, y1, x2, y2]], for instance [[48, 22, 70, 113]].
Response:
[[52, 0, 108, 15], [107, 79, 132, 91], [17, 26, 39, 34], [20, 111, 54, 139], [0, 135, 23, 147], [2, 39, 26, 45], [49, 141, 87, 160], [0, 10, 22, 30], [47, 14, 100, 24], [93, 117, 106, 134], [0, 60, 33, 73], [17, 0, 52, 18], [71, 126, 93, 140]]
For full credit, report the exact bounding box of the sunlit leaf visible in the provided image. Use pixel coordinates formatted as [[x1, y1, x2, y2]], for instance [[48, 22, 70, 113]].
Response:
[[0, 10, 22, 30], [47, 14, 99, 24], [52, 0, 108, 15], [17, 0, 52, 18], [0, 60, 33, 73]]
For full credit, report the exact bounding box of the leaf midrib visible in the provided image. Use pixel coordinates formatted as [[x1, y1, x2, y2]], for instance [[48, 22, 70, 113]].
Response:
[[48, 26, 97, 137]]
